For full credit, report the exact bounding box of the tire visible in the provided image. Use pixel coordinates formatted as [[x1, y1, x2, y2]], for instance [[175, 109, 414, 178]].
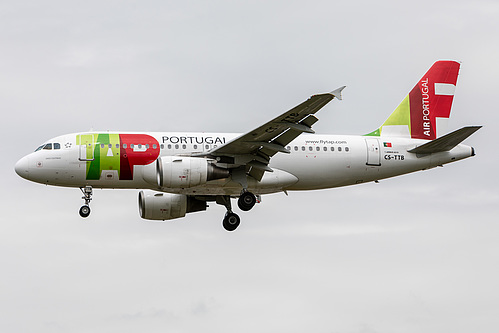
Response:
[[237, 192, 256, 211], [79, 205, 91, 218], [222, 212, 240, 232]]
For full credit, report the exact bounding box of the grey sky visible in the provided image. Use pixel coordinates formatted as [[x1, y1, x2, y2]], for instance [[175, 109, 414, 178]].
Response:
[[1, 1, 498, 332]]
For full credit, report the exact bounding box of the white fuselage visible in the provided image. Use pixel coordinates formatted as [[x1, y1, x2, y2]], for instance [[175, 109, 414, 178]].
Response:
[[15, 132, 474, 195]]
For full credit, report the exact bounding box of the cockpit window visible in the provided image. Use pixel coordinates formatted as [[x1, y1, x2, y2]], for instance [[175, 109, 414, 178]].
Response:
[[35, 142, 60, 151]]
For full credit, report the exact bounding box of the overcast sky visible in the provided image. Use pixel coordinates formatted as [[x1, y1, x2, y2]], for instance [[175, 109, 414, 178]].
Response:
[[1, 1, 498, 332]]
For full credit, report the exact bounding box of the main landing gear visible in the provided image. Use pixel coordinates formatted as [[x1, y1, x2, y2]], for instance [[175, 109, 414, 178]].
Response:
[[217, 191, 258, 231], [237, 191, 257, 211], [223, 212, 241, 232], [79, 186, 93, 218]]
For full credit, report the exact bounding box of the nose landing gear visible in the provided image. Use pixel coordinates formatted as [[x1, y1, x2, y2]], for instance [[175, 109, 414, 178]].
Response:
[[79, 186, 93, 218], [79, 205, 91, 218]]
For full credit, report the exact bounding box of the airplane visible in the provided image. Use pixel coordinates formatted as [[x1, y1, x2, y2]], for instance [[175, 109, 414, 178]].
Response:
[[14, 60, 481, 231]]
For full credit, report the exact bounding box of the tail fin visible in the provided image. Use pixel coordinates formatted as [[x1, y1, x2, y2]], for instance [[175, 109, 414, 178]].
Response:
[[366, 60, 461, 140]]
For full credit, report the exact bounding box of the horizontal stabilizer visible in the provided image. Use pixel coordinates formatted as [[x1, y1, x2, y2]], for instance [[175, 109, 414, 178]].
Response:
[[408, 126, 481, 154]]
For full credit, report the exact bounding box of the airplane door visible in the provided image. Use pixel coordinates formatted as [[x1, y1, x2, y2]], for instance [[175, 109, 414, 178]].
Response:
[[77, 134, 96, 161], [365, 138, 381, 166]]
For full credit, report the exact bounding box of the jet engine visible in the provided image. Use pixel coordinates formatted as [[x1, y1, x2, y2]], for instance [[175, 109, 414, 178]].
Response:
[[138, 190, 207, 220], [151, 156, 229, 188]]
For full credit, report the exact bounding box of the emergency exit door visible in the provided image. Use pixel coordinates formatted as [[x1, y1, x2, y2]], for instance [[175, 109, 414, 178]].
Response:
[[365, 138, 381, 166]]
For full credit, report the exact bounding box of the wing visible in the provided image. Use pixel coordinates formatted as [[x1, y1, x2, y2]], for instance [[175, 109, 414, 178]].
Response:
[[198, 86, 345, 182]]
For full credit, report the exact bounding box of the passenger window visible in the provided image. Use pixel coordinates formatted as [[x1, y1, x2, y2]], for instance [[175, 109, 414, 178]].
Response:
[[43, 143, 53, 150], [294, 146, 298, 151], [168, 144, 172, 149], [116, 144, 119, 149], [316, 147, 320, 151], [100, 144, 105, 148], [182, 144, 186, 149], [205, 145, 209, 150], [153, 144, 157, 149], [54, 143, 61, 150], [108, 144, 112, 148], [138, 144, 142, 149], [309, 146, 313, 151], [330, 147, 334, 152], [123, 144, 127, 149], [146, 144, 150, 149], [338, 147, 342, 152], [323, 147, 327, 151], [301, 146, 305, 151], [130, 144, 134, 149], [160, 144, 164, 149], [175, 144, 179, 149], [193, 144, 198, 150], [345, 147, 350, 152]]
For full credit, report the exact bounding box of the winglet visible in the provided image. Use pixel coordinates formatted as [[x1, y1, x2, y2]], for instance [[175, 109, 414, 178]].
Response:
[[331, 86, 346, 100]]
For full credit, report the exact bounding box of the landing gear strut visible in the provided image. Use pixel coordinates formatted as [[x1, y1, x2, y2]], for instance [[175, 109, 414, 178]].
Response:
[[79, 186, 93, 218]]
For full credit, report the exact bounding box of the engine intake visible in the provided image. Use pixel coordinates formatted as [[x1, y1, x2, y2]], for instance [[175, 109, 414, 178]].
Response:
[[138, 190, 207, 220]]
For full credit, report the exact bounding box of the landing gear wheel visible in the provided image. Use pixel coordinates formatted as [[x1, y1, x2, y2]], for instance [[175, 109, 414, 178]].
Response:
[[79, 186, 93, 218], [223, 212, 240, 232], [238, 191, 256, 211], [79, 205, 91, 218]]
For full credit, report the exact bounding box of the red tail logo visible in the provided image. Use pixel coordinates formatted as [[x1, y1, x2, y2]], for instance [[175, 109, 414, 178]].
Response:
[[367, 61, 461, 139], [409, 61, 460, 139]]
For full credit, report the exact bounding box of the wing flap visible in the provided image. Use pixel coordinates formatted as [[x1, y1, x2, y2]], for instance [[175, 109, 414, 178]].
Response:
[[301, 114, 319, 128]]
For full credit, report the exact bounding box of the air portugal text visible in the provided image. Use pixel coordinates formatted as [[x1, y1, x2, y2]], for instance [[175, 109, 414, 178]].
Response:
[[421, 78, 431, 137]]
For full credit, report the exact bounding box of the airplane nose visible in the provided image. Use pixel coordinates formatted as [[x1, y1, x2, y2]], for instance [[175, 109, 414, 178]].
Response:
[[15, 156, 29, 179]]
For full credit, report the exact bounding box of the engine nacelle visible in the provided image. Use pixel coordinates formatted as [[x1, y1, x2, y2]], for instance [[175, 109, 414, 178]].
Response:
[[153, 156, 229, 188], [138, 190, 207, 221]]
